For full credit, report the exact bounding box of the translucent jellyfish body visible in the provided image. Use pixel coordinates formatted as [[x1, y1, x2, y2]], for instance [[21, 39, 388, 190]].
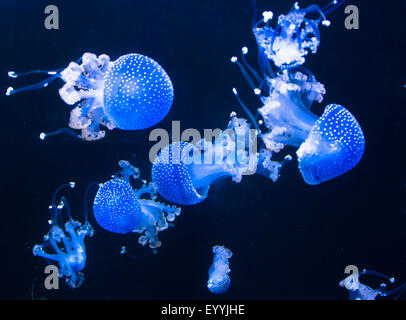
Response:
[[93, 160, 180, 249], [32, 182, 94, 289], [232, 46, 365, 185], [152, 114, 284, 205], [7, 52, 174, 140], [339, 269, 406, 300], [258, 70, 365, 185], [207, 245, 233, 294], [253, 1, 347, 69]]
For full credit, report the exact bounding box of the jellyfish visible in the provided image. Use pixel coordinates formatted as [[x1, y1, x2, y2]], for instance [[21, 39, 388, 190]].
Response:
[[151, 113, 287, 205], [231, 44, 364, 185], [93, 160, 180, 249], [233, 1, 364, 186], [207, 245, 233, 294], [32, 182, 94, 289], [339, 269, 406, 300], [252, 0, 347, 69], [7, 52, 174, 141]]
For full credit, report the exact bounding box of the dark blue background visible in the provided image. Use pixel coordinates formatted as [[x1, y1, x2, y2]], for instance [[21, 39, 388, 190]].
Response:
[[0, 0, 405, 299]]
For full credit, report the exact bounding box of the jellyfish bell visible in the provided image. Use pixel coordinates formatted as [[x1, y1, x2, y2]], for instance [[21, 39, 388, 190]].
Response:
[[93, 178, 143, 234], [102, 53, 174, 131], [7, 52, 174, 141], [296, 104, 365, 185]]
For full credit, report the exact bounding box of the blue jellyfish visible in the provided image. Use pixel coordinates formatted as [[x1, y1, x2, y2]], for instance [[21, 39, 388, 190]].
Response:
[[207, 245, 233, 294], [231, 49, 364, 185], [93, 160, 180, 249], [252, 0, 347, 69], [7, 52, 174, 141], [32, 182, 94, 289], [152, 113, 287, 205], [339, 269, 406, 300]]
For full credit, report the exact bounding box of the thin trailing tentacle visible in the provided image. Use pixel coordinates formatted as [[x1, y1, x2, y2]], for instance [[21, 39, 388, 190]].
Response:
[[6, 56, 83, 96], [83, 183, 99, 222], [361, 269, 395, 283], [59, 197, 72, 221], [322, 0, 348, 17], [50, 182, 75, 224], [6, 74, 60, 96], [232, 88, 261, 135], [40, 128, 82, 141]]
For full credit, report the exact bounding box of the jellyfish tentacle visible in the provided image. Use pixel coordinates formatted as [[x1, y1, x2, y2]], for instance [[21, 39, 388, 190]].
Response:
[[6, 74, 60, 96], [232, 88, 261, 134], [83, 183, 99, 222], [49, 235, 65, 257], [6, 57, 83, 96], [361, 269, 395, 283], [391, 284, 406, 300], [40, 128, 82, 141], [32, 245, 60, 262], [322, 0, 347, 17], [51, 182, 75, 208]]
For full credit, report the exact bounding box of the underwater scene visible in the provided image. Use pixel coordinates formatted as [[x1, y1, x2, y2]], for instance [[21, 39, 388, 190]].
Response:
[[0, 0, 405, 302]]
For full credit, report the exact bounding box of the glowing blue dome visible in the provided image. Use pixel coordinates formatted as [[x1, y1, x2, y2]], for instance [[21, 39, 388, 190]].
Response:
[[297, 104, 365, 185], [93, 178, 142, 233]]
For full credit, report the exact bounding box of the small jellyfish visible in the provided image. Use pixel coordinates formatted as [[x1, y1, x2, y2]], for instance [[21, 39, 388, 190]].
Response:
[[93, 160, 180, 249], [231, 49, 365, 185], [7, 52, 174, 140], [252, 0, 346, 69], [339, 269, 406, 300], [152, 113, 285, 205], [32, 182, 94, 289], [207, 245, 233, 294]]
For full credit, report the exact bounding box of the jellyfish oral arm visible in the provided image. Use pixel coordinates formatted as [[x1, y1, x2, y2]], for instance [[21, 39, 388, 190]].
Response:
[[252, 1, 345, 69], [258, 71, 323, 151], [33, 182, 93, 289], [32, 245, 60, 262], [135, 187, 181, 249], [60, 53, 115, 141]]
